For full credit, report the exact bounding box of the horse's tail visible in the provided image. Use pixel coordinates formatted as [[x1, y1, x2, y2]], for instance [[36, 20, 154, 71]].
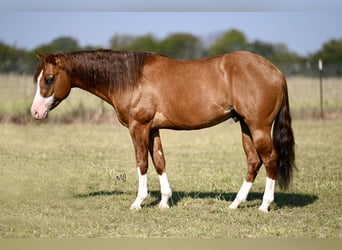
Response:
[[273, 78, 296, 190]]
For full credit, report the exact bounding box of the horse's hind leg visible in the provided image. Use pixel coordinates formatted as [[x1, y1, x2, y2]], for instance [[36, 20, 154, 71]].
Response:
[[250, 126, 278, 213], [148, 129, 172, 209], [230, 120, 262, 209]]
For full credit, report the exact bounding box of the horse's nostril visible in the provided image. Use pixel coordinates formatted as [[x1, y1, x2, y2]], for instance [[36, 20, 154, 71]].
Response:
[[32, 109, 39, 119]]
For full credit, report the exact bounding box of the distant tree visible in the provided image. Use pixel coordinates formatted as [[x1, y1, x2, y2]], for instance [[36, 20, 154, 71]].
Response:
[[128, 34, 158, 52], [0, 41, 15, 72], [311, 39, 342, 63], [247, 40, 302, 62], [269, 43, 302, 63], [209, 29, 247, 56], [309, 39, 342, 76], [247, 40, 275, 58], [110, 34, 159, 52], [0, 41, 32, 73], [157, 33, 203, 59], [109, 34, 135, 50], [34, 36, 80, 54]]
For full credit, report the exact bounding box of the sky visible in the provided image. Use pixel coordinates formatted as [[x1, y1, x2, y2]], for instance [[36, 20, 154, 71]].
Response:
[[0, 1, 341, 56]]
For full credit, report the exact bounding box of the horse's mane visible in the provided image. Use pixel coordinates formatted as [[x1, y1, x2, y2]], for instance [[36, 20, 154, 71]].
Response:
[[36, 49, 149, 92]]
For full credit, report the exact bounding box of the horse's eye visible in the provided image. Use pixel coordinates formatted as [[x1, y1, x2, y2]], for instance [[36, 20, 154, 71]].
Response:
[[45, 76, 54, 85]]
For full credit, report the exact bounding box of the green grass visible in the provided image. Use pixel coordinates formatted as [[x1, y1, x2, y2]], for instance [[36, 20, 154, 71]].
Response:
[[0, 120, 341, 238]]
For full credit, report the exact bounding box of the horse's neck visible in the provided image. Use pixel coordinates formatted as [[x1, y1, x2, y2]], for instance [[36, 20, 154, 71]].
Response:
[[72, 78, 113, 105], [66, 51, 144, 107]]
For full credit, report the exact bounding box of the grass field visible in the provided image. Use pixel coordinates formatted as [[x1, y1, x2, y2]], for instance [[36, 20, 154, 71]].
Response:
[[0, 120, 341, 238], [0, 74, 341, 238]]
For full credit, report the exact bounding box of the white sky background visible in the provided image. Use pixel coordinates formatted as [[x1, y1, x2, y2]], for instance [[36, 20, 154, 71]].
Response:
[[0, 0, 341, 56]]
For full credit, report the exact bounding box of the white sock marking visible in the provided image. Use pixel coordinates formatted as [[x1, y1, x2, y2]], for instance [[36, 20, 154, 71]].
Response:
[[258, 177, 275, 213], [229, 180, 253, 209], [130, 167, 148, 210], [158, 172, 172, 209]]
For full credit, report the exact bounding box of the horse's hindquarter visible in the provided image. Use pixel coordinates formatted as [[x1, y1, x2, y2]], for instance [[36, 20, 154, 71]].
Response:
[[143, 55, 235, 129], [223, 51, 284, 126]]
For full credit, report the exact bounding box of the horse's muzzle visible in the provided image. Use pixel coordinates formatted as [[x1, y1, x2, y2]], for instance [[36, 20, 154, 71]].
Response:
[[31, 102, 49, 120]]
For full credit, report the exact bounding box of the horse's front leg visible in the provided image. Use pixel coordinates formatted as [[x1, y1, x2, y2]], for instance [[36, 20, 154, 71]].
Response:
[[149, 129, 172, 209], [129, 122, 150, 210]]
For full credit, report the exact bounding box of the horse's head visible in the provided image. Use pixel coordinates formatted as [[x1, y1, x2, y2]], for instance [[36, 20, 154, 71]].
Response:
[[31, 53, 72, 119]]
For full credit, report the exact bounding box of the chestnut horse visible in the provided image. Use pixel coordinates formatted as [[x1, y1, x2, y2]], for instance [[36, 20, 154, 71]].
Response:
[[31, 49, 295, 212]]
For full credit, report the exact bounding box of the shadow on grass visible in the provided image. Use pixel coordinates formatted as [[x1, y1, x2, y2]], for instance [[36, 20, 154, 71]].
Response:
[[74, 190, 134, 198], [75, 189, 318, 209], [149, 191, 318, 209]]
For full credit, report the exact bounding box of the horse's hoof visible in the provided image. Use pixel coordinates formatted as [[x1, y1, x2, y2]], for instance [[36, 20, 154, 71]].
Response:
[[229, 204, 238, 209], [158, 203, 169, 210], [258, 206, 269, 213], [130, 203, 142, 210], [229, 199, 242, 209]]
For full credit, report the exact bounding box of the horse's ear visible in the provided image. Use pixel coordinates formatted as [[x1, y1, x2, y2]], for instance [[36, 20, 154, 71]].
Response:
[[55, 57, 61, 66], [36, 52, 45, 61]]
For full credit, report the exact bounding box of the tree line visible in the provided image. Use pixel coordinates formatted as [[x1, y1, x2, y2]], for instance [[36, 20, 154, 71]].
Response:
[[0, 29, 341, 76]]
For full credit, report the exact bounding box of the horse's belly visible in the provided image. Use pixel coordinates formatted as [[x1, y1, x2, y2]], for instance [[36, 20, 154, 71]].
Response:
[[154, 104, 234, 130]]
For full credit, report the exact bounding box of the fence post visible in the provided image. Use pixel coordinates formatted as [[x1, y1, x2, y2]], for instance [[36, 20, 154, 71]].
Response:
[[318, 59, 323, 119]]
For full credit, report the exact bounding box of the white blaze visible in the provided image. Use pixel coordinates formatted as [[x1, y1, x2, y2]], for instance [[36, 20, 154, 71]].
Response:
[[31, 71, 55, 119]]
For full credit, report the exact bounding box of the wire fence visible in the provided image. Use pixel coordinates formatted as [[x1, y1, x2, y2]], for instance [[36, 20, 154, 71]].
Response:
[[279, 62, 342, 78]]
